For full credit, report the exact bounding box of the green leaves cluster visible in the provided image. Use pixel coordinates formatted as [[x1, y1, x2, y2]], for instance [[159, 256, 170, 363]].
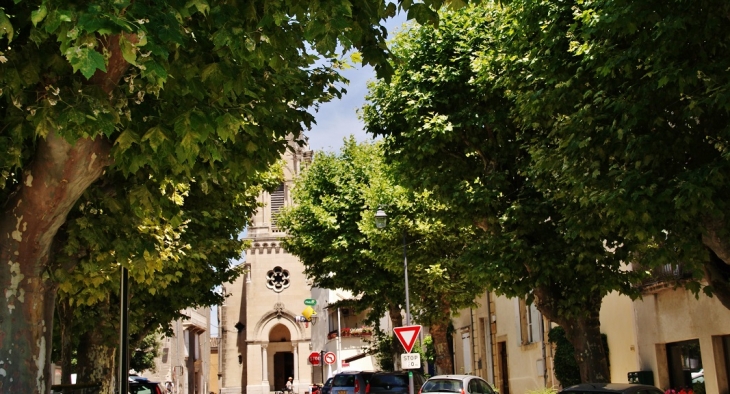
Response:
[[278, 138, 486, 325], [362, 0, 730, 381]]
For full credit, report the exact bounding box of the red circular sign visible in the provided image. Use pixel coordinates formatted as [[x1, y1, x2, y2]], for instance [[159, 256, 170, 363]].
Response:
[[309, 352, 321, 365], [324, 352, 336, 365]]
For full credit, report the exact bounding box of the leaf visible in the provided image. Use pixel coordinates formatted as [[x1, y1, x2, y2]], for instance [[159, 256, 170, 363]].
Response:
[[141, 126, 169, 152], [119, 34, 137, 65], [31, 5, 48, 27], [185, 0, 211, 15], [114, 129, 140, 151], [65, 46, 107, 79], [0, 10, 14, 43]]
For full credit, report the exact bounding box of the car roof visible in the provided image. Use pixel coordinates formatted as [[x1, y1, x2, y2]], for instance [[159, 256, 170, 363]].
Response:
[[337, 371, 377, 375], [428, 375, 480, 380], [562, 383, 660, 393]]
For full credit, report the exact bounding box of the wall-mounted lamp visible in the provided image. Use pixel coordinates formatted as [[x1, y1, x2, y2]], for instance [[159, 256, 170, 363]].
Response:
[[235, 322, 245, 333], [238, 354, 243, 364]]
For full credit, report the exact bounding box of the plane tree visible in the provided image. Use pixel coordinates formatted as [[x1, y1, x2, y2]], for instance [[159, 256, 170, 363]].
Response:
[[362, 5, 643, 382], [486, 0, 730, 308], [0, 0, 464, 391], [278, 139, 486, 374], [51, 164, 279, 391]]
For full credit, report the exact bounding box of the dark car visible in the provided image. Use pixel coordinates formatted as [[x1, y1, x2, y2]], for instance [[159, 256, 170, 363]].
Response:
[[331, 371, 377, 394], [366, 371, 426, 394], [129, 376, 165, 394], [560, 383, 664, 394], [421, 375, 495, 394], [321, 377, 335, 394]]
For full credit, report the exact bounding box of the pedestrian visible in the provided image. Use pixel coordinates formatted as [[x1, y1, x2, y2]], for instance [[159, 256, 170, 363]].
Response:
[[286, 377, 294, 394]]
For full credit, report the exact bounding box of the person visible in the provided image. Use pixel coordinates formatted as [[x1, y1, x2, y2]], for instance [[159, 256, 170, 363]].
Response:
[[286, 377, 294, 394]]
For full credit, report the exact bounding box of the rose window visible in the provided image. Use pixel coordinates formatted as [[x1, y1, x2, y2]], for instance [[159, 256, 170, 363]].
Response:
[[266, 267, 290, 293]]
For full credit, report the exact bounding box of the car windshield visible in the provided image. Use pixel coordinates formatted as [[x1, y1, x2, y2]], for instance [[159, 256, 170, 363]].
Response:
[[371, 375, 408, 388], [333, 375, 357, 387], [422, 380, 463, 393]]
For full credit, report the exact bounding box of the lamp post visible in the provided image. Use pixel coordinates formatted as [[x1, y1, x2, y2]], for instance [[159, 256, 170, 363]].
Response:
[[374, 208, 411, 326], [375, 208, 415, 394]]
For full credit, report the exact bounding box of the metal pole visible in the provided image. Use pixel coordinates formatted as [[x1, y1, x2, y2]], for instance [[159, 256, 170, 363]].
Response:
[[119, 266, 129, 394], [403, 230, 411, 327], [337, 308, 342, 374], [403, 230, 413, 394]]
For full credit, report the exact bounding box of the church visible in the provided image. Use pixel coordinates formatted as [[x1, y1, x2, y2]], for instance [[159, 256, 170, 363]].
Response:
[[218, 141, 316, 394]]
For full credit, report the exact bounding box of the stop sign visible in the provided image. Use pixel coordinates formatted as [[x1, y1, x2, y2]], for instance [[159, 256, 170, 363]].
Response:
[[308, 352, 321, 366]]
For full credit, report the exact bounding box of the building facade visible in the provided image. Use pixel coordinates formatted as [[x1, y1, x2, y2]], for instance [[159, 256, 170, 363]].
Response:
[[147, 307, 212, 394], [448, 265, 730, 394]]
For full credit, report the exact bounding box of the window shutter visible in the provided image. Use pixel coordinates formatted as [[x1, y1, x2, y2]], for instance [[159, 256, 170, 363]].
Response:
[[270, 183, 285, 231]]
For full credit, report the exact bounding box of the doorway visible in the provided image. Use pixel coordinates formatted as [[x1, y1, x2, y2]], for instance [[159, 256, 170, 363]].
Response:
[[498, 342, 509, 394], [274, 352, 294, 391]]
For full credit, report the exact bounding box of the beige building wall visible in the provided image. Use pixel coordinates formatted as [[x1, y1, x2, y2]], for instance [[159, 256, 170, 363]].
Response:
[[210, 337, 220, 394], [148, 307, 211, 394], [451, 293, 553, 394], [632, 286, 730, 394], [599, 291, 640, 383]]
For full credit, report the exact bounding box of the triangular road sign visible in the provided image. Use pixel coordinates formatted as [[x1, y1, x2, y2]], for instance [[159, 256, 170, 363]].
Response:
[[393, 325, 421, 353]]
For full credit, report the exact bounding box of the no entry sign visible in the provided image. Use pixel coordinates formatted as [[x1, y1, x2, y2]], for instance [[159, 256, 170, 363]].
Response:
[[324, 352, 337, 365]]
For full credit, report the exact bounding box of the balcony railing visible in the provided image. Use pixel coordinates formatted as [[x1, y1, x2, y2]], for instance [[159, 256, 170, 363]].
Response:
[[327, 327, 374, 340], [636, 263, 694, 293]]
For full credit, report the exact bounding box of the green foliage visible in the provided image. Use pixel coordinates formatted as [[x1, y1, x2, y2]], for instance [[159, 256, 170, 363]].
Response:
[[371, 333, 398, 371], [278, 138, 487, 328], [548, 327, 582, 387], [525, 388, 558, 394], [130, 333, 161, 373], [548, 327, 610, 387]]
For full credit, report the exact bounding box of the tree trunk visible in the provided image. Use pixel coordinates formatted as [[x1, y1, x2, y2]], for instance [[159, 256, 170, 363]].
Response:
[[0, 133, 111, 393], [534, 286, 609, 383], [0, 34, 130, 393], [388, 303, 404, 329], [701, 217, 730, 310], [57, 297, 75, 385], [76, 330, 117, 394], [430, 322, 453, 374], [703, 249, 730, 310], [556, 312, 609, 383]]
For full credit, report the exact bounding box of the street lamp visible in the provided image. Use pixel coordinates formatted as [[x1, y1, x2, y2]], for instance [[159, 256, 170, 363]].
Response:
[[374, 209, 411, 326]]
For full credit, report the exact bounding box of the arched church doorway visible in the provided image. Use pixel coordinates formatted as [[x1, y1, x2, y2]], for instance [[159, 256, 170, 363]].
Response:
[[270, 323, 293, 391]]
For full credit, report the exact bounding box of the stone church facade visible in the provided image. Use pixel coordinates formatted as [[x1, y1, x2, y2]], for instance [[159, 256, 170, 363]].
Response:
[[219, 143, 315, 394]]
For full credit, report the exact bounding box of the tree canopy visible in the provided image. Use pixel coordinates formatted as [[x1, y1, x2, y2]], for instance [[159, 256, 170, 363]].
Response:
[[278, 138, 487, 373], [364, 0, 730, 382], [362, 3, 644, 382], [0, 0, 465, 391]]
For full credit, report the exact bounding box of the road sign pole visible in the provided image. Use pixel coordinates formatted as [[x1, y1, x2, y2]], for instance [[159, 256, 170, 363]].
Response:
[[409, 371, 414, 394]]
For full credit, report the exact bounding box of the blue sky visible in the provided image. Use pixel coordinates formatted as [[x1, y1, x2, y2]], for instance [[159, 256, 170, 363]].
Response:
[[305, 13, 409, 152]]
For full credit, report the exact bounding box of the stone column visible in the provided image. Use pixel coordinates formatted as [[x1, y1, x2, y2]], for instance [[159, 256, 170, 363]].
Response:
[[292, 342, 299, 384], [262, 343, 269, 386]]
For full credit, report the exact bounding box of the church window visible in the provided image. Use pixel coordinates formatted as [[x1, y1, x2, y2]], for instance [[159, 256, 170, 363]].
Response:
[[266, 266, 290, 292]]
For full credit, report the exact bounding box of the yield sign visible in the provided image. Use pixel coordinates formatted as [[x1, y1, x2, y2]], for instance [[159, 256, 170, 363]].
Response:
[[393, 325, 421, 353]]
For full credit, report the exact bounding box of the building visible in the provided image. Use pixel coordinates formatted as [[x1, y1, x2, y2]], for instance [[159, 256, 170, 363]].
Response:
[[147, 307, 212, 394], [447, 264, 730, 394], [218, 143, 316, 394]]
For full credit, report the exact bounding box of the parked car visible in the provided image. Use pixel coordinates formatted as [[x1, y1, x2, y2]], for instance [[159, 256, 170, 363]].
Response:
[[129, 375, 166, 394], [321, 377, 335, 394], [331, 371, 377, 394], [559, 383, 664, 394], [421, 375, 495, 394], [366, 371, 426, 394]]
